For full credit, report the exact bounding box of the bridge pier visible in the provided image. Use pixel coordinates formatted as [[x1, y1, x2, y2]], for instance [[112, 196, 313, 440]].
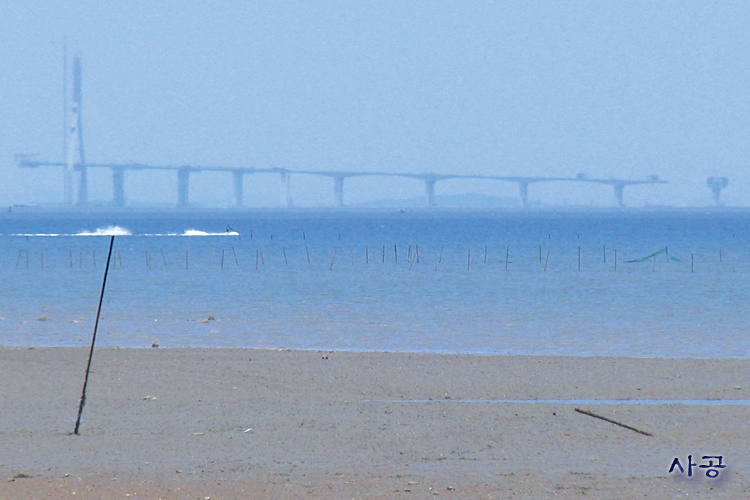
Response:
[[280, 172, 293, 207], [64, 169, 73, 205], [232, 170, 244, 207], [177, 167, 191, 207], [519, 182, 529, 207], [425, 178, 436, 207], [75, 164, 88, 205], [112, 167, 125, 207], [614, 184, 625, 207], [333, 176, 345, 207]]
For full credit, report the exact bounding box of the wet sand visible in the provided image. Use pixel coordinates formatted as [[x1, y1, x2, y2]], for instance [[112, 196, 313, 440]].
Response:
[[1, 347, 749, 499]]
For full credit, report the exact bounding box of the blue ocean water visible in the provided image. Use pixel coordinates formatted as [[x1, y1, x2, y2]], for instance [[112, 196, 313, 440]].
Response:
[[1, 208, 748, 358]]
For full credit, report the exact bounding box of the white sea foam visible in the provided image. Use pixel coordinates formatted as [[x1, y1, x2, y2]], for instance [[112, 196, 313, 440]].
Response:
[[76, 225, 132, 236], [11, 233, 64, 237], [182, 229, 240, 236]]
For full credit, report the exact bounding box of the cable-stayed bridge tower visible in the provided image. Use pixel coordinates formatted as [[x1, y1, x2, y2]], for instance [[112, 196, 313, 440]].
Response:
[[65, 54, 87, 205]]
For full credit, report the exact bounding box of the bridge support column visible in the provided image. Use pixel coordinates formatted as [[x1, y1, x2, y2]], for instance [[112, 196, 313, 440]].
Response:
[[112, 167, 125, 207], [280, 172, 293, 207], [425, 179, 436, 207], [75, 164, 88, 205], [177, 168, 190, 207], [64, 169, 73, 205], [333, 176, 345, 207], [232, 170, 244, 207], [614, 184, 624, 207], [519, 182, 529, 207]]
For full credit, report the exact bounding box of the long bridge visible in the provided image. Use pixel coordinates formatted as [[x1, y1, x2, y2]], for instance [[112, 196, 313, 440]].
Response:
[[17, 160, 667, 208], [17, 54, 668, 208]]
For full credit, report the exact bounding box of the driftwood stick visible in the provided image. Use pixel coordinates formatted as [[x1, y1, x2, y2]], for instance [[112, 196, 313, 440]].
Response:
[[574, 408, 652, 436]]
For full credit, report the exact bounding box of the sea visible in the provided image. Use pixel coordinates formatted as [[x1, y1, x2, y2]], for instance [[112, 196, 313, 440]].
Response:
[[1, 208, 748, 358]]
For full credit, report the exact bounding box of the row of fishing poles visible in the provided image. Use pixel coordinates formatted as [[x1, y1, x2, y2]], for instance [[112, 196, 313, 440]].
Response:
[[10, 244, 737, 273]]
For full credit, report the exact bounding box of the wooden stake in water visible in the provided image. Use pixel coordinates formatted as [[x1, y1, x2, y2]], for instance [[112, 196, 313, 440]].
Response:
[[539, 245, 542, 263], [578, 246, 581, 272], [282, 247, 288, 265], [220, 249, 225, 269], [614, 249, 617, 271], [74, 235, 115, 435], [543, 249, 550, 272], [382, 245, 385, 264], [329, 249, 337, 270], [69, 249, 73, 268], [259, 247, 265, 265], [666, 246, 670, 262], [255, 249, 259, 270], [719, 246, 723, 262], [161, 248, 168, 266], [394, 244, 398, 264], [15, 249, 22, 268], [467, 247, 471, 270], [603, 245, 606, 263], [691, 253, 694, 273], [505, 246, 509, 271], [350, 247, 354, 265], [232, 247, 239, 265], [365, 245, 369, 264], [439, 245, 444, 264], [415, 245, 419, 264], [652, 254, 656, 272], [484, 245, 488, 264], [306, 246, 311, 265], [185, 249, 189, 269]]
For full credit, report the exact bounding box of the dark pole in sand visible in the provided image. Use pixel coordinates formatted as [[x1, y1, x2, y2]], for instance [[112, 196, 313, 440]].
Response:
[[74, 235, 115, 435]]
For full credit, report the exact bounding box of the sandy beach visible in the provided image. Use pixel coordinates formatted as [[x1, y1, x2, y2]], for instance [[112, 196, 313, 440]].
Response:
[[1, 347, 749, 499]]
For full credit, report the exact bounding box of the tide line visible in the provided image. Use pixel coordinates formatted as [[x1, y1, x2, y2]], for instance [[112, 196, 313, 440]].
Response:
[[362, 398, 750, 406]]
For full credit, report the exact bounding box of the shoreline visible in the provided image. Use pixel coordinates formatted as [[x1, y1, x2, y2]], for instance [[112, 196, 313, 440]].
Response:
[[3, 344, 749, 360], [1, 347, 748, 499]]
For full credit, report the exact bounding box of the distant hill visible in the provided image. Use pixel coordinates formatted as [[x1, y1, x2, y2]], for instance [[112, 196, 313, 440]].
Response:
[[355, 193, 521, 208]]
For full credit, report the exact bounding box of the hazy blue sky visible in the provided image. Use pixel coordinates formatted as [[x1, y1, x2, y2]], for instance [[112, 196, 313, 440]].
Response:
[[1, 1, 748, 207]]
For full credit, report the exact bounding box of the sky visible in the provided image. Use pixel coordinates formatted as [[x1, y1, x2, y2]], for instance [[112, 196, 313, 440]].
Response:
[[1, 1, 748, 208]]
